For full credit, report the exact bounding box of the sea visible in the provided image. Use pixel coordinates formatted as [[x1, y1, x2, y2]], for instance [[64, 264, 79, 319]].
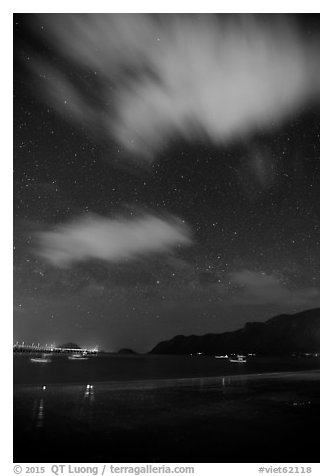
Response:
[[13, 354, 320, 463], [13, 353, 320, 385]]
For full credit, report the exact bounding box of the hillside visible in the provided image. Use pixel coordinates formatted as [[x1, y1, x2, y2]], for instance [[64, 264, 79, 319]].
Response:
[[150, 308, 320, 355]]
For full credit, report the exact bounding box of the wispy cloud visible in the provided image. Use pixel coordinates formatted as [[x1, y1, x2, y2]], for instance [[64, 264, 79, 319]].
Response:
[[229, 269, 319, 307], [29, 14, 319, 160], [35, 212, 192, 268]]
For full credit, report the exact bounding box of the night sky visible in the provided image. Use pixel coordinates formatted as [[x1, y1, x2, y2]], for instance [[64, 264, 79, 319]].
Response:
[[13, 14, 320, 352]]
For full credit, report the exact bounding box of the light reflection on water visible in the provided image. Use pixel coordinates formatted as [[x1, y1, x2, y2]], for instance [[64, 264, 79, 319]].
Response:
[[31, 397, 45, 429], [20, 369, 318, 443], [30, 383, 98, 430], [79, 384, 95, 425]]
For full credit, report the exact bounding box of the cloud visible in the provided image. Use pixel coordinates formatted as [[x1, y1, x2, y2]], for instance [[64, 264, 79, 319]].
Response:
[[229, 269, 319, 307], [29, 14, 319, 160], [35, 212, 192, 268]]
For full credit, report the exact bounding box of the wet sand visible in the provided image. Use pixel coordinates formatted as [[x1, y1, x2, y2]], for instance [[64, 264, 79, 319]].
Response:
[[14, 370, 319, 463]]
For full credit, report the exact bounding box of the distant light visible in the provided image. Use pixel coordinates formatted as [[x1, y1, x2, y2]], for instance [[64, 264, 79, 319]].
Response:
[[42, 386, 46, 390]]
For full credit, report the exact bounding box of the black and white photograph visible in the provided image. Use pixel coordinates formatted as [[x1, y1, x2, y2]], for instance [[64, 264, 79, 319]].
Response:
[[13, 11, 320, 465]]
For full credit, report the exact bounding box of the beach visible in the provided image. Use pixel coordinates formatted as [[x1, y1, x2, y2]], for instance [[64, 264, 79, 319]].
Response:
[[14, 368, 319, 463]]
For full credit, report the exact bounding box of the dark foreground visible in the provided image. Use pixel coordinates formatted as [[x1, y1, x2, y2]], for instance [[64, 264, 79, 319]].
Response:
[[14, 370, 319, 463]]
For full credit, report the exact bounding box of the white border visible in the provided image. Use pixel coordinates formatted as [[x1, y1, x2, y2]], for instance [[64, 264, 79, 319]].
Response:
[[3, 2, 330, 473]]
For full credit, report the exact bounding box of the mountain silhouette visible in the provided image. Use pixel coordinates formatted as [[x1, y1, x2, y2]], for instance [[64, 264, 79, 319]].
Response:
[[150, 308, 320, 355]]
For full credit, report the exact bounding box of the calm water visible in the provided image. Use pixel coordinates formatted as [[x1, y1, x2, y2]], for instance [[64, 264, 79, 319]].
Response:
[[14, 353, 320, 384], [14, 354, 320, 462]]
